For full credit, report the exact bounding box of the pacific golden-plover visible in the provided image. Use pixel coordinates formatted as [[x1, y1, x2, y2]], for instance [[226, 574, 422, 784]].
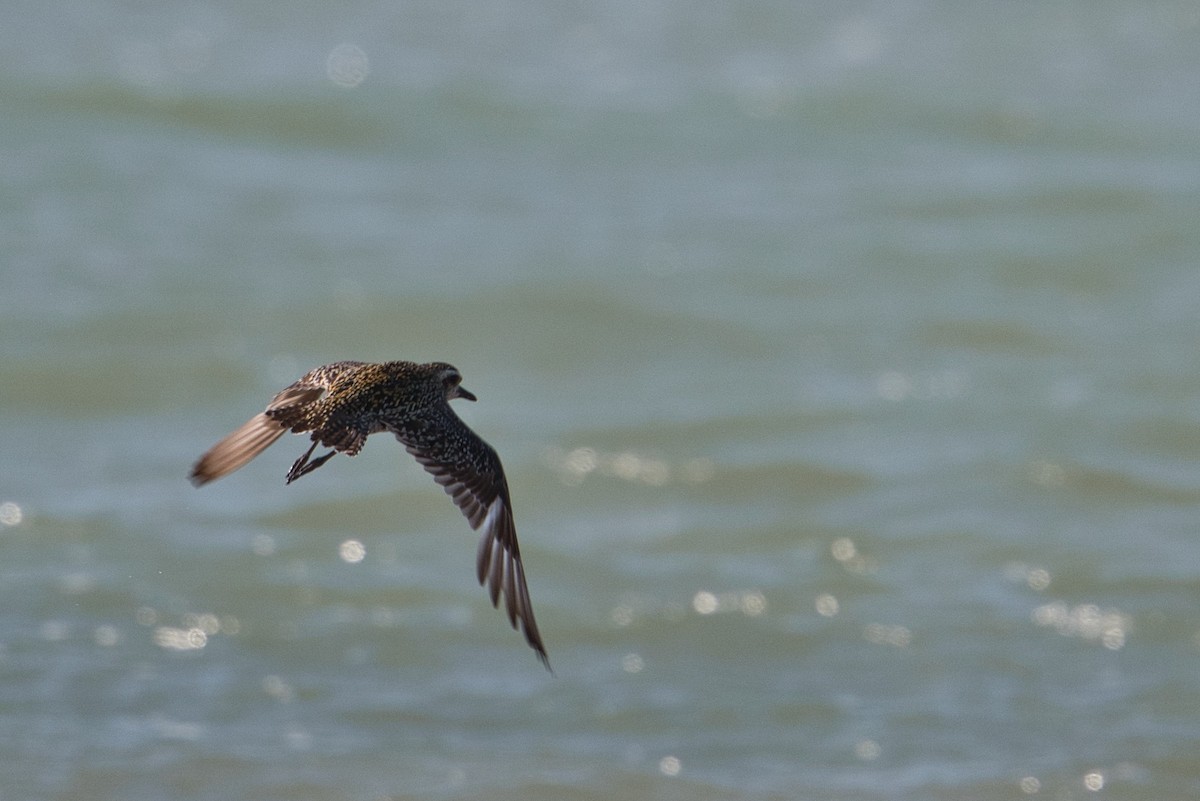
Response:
[[190, 360, 548, 668]]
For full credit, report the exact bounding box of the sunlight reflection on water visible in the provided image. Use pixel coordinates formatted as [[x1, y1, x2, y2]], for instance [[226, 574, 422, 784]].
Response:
[[326, 42, 369, 88], [0, 501, 23, 526], [339, 538, 366, 563], [543, 446, 715, 487], [1032, 602, 1128, 650]]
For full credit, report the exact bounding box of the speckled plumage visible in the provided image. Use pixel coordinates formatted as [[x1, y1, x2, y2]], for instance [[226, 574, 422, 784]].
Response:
[[190, 360, 548, 668]]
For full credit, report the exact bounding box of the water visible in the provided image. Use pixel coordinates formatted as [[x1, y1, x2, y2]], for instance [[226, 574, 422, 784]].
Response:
[[3, 2, 1200, 799]]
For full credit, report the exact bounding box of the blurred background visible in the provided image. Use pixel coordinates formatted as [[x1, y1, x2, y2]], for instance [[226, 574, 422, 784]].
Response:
[[3, 2, 1200, 799]]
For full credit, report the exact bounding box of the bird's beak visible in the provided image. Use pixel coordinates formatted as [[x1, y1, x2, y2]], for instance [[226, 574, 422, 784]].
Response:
[[456, 385, 477, 402]]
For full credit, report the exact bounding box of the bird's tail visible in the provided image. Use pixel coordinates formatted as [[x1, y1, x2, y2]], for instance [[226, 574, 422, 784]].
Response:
[[190, 413, 288, 485]]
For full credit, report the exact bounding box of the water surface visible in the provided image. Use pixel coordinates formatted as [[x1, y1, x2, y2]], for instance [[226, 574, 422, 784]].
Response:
[[3, 2, 1200, 799]]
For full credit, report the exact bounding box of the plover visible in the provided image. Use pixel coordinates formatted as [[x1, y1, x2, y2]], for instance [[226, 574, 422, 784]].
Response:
[[190, 360, 549, 668]]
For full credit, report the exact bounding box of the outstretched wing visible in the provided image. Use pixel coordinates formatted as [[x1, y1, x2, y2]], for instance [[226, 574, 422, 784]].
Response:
[[396, 406, 549, 668], [190, 362, 364, 486]]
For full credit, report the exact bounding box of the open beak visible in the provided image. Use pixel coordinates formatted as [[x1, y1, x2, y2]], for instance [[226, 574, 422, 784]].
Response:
[[455, 385, 477, 402]]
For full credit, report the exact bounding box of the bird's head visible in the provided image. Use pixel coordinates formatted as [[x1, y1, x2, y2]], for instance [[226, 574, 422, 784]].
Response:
[[432, 363, 477, 402]]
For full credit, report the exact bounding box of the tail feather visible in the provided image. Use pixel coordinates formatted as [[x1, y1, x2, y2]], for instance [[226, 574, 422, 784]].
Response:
[[190, 413, 288, 485]]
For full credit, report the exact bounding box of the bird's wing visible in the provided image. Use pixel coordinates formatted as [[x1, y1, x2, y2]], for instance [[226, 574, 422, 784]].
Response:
[[266, 360, 366, 417], [396, 406, 549, 668], [191, 363, 364, 486]]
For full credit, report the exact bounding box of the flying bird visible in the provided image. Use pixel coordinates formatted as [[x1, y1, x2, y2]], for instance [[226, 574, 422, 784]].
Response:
[[190, 360, 548, 668]]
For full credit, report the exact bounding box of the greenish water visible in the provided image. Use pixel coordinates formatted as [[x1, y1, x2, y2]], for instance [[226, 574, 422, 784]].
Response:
[[3, 3, 1200, 799]]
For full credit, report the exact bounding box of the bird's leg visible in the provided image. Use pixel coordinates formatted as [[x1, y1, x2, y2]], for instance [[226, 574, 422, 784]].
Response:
[[286, 439, 337, 484]]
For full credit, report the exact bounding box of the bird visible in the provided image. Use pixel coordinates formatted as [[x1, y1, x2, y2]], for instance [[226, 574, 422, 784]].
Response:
[[190, 360, 549, 669]]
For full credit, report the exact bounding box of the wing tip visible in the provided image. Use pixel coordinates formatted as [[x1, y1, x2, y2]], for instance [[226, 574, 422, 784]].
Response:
[[473, 497, 550, 670]]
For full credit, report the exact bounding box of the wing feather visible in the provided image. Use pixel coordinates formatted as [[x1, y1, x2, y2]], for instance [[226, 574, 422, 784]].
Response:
[[397, 406, 549, 668]]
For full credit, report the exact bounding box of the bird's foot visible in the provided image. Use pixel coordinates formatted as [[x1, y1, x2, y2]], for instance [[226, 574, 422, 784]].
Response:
[[286, 440, 337, 484]]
